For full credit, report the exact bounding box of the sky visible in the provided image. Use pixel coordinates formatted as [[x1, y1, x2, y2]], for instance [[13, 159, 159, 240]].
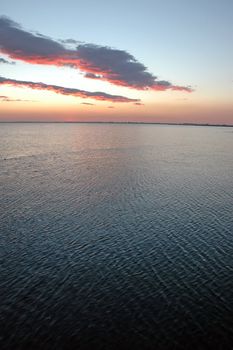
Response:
[[0, 0, 232, 124]]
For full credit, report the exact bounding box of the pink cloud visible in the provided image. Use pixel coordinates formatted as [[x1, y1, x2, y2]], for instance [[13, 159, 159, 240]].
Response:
[[0, 76, 140, 103]]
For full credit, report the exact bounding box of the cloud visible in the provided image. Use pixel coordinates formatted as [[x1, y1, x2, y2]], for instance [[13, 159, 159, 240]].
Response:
[[81, 102, 95, 106], [84, 72, 102, 79], [60, 38, 82, 45], [0, 57, 15, 64], [0, 16, 192, 92], [0, 17, 65, 60], [0, 94, 35, 102], [134, 102, 144, 106], [108, 106, 115, 109], [0, 76, 139, 103]]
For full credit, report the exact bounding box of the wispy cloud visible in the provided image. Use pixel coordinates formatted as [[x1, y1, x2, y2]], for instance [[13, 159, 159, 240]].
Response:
[[0, 76, 140, 103], [0, 16, 192, 92], [0, 95, 35, 102], [81, 102, 95, 106]]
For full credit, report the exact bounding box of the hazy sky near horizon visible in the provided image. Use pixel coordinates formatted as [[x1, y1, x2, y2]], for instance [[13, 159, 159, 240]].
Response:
[[0, 0, 232, 123]]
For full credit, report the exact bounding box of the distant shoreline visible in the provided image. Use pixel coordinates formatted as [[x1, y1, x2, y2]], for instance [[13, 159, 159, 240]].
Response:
[[0, 121, 233, 127]]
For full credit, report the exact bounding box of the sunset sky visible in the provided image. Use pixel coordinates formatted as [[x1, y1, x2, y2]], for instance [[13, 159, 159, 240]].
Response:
[[0, 0, 232, 124]]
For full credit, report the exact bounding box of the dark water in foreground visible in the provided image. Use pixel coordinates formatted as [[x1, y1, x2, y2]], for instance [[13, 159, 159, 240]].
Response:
[[1, 123, 233, 349]]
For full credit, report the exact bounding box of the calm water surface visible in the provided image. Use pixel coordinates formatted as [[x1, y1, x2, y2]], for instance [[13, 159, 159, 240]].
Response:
[[0, 123, 233, 349]]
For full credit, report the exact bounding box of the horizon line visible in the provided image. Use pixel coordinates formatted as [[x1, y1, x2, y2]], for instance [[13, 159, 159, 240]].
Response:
[[0, 121, 232, 127]]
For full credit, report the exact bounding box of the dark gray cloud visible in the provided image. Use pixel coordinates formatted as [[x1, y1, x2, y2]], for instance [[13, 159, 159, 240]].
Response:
[[0, 57, 15, 64], [0, 16, 66, 62], [0, 16, 192, 92], [77, 44, 157, 89], [0, 76, 140, 103]]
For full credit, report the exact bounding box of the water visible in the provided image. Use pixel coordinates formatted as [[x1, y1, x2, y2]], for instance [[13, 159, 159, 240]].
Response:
[[0, 123, 233, 349]]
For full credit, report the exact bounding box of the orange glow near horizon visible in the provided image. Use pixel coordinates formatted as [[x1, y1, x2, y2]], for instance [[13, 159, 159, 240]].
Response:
[[1, 97, 232, 125]]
